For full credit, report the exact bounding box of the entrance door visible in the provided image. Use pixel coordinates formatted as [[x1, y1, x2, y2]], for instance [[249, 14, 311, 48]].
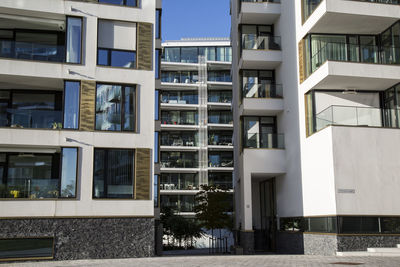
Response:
[[255, 179, 276, 251]]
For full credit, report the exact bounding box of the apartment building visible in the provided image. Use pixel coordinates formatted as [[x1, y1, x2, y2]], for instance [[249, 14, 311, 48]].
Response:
[[154, 39, 234, 238], [231, 0, 400, 255], [0, 0, 161, 261]]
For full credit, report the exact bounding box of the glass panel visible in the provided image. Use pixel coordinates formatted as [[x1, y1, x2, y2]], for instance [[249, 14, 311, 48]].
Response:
[[97, 49, 109, 66], [0, 238, 53, 259], [10, 92, 61, 129], [63, 81, 80, 129], [216, 47, 225, 61], [208, 152, 233, 167], [160, 152, 198, 168], [15, 32, 62, 61], [155, 90, 159, 120], [111, 50, 136, 68], [208, 172, 232, 189], [66, 17, 82, 64], [154, 175, 159, 207], [96, 84, 122, 131], [154, 132, 159, 162], [126, 0, 137, 7], [155, 49, 160, 79], [123, 86, 135, 131], [99, 0, 124, 4], [181, 47, 198, 63], [163, 47, 180, 62], [156, 9, 161, 39], [381, 217, 400, 233], [60, 148, 77, 198], [93, 149, 134, 199], [7, 154, 58, 199]]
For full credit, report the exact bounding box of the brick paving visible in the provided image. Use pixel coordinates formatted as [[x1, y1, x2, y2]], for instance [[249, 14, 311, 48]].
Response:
[[3, 255, 400, 267]]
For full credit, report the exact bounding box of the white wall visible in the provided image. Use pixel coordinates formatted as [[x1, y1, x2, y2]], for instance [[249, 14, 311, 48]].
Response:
[[0, 0, 156, 218]]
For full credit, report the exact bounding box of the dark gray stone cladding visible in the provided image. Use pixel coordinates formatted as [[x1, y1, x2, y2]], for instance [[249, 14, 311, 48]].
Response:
[[276, 232, 304, 254], [337, 235, 400, 252], [0, 217, 154, 260]]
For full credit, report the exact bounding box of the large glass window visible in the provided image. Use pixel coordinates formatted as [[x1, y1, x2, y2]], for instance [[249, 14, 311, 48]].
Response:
[[0, 90, 62, 129], [161, 91, 198, 105], [181, 47, 198, 63], [242, 116, 284, 149], [162, 46, 232, 63], [160, 173, 199, 190], [0, 148, 78, 199], [63, 81, 80, 129], [98, 0, 138, 7], [66, 17, 82, 64], [156, 9, 161, 39], [0, 238, 54, 260], [208, 172, 233, 190], [208, 111, 233, 124], [208, 152, 233, 168], [96, 84, 136, 131], [154, 174, 159, 207], [161, 131, 198, 147], [93, 149, 135, 199], [160, 152, 198, 168], [161, 111, 198, 125], [154, 132, 159, 163], [155, 49, 161, 79]]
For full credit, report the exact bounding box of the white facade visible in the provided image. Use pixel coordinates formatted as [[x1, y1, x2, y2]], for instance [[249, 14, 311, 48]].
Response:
[[0, 0, 160, 260], [231, 0, 400, 255]]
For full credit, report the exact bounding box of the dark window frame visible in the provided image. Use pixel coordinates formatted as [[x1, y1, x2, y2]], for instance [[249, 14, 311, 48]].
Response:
[[92, 148, 135, 199], [95, 82, 137, 132], [65, 15, 84, 65], [98, 0, 139, 7]]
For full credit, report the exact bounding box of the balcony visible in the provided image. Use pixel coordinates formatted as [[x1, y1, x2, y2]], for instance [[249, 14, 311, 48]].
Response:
[[239, 0, 281, 24], [208, 152, 234, 171], [160, 173, 200, 192], [301, 39, 400, 91], [208, 131, 234, 150], [302, 0, 400, 35], [208, 172, 233, 190], [243, 133, 285, 149], [160, 71, 199, 90], [160, 151, 199, 173], [314, 105, 399, 133], [240, 35, 282, 69], [160, 92, 199, 110], [208, 91, 232, 110], [160, 111, 199, 130], [160, 132, 199, 151], [240, 83, 284, 115], [160, 195, 196, 213], [208, 111, 233, 130]]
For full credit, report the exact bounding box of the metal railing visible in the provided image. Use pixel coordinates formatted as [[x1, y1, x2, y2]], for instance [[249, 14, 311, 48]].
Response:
[[242, 35, 281, 50], [243, 133, 285, 149], [243, 83, 283, 99], [209, 237, 228, 254]]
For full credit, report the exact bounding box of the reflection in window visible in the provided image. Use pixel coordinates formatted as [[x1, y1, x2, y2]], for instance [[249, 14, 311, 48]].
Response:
[[0, 149, 78, 199], [155, 49, 161, 79], [96, 84, 136, 131], [98, 49, 136, 68], [93, 149, 135, 199], [98, 0, 137, 7], [0, 238, 54, 260], [66, 17, 82, 64], [156, 9, 161, 39], [64, 81, 80, 129], [60, 148, 78, 198], [162, 46, 232, 63], [154, 174, 159, 207]]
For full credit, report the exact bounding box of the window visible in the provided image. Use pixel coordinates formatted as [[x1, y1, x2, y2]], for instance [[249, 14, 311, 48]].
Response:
[[0, 90, 62, 129], [63, 81, 80, 129], [93, 149, 135, 199], [155, 49, 161, 79], [95, 83, 136, 131], [66, 17, 82, 64], [0, 148, 78, 199], [154, 132, 159, 163], [0, 238, 54, 260], [154, 175, 159, 207], [97, 20, 136, 68], [98, 0, 138, 7], [155, 9, 161, 39]]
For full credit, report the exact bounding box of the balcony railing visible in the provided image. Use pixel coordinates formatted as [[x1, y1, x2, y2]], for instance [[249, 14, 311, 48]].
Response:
[[161, 138, 198, 147], [208, 159, 234, 168], [208, 95, 232, 104], [160, 182, 200, 191], [161, 96, 199, 105], [208, 136, 233, 146], [243, 83, 283, 99], [0, 40, 65, 62], [314, 105, 397, 131], [242, 35, 281, 50], [208, 115, 233, 125], [311, 42, 400, 73], [160, 160, 199, 169], [1, 109, 62, 129], [243, 133, 285, 149]]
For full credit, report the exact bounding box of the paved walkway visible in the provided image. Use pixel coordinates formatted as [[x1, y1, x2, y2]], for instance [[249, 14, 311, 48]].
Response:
[[3, 255, 400, 267]]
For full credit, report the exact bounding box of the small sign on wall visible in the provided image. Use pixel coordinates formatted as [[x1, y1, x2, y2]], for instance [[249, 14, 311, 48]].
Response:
[[338, 189, 356, 194]]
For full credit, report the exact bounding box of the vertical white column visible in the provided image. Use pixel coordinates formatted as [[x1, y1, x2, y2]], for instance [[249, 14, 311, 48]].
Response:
[[198, 55, 208, 186]]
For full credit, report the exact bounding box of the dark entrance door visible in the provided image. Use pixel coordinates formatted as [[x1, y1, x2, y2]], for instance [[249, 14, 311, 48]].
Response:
[[254, 178, 276, 252]]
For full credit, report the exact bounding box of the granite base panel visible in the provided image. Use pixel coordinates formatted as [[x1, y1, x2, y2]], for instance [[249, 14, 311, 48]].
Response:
[[276, 232, 304, 254], [0, 217, 154, 260], [239, 231, 255, 255], [337, 235, 400, 252], [304, 234, 338, 256]]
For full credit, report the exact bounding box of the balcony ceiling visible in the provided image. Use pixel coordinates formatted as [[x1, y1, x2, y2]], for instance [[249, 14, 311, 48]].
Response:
[[239, 50, 282, 69], [239, 2, 281, 24], [0, 74, 62, 90]]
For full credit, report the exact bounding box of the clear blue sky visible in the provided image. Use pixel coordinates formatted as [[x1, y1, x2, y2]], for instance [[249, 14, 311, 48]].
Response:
[[162, 0, 231, 41]]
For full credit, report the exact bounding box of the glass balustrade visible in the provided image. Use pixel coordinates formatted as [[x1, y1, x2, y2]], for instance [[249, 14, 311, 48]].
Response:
[[160, 173, 200, 191], [161, 92, 198, 105], [208, 152, 234, 168], [243, 133, 285, 149], [160, 132, 198, 147], [208, 91, 232, 103], [242, 35, 281, 50], [208, 131, 233, 146], [314, 105, 394, 131], [243, 83, 283, 99], [160, 152, 199, 168], [5, 109, 62, 129], [161, 111, 198, 125], [0, 40, 65, 62], [208, 112, 233, 124]]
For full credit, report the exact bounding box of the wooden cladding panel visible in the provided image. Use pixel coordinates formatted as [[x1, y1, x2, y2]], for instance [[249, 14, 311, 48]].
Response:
[[298, 39, 306, 84], [135, 148, 151, 200], [137, 22, 153, 71], [79, 80, 96, 131]]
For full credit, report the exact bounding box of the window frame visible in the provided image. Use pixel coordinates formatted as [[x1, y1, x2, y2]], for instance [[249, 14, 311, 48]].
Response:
[[95, 82, 138, 132], [92, 148, 136, 200], [63, 80, 81, 130], [98, 0, 139, 8], [65, 16, 84, 65]]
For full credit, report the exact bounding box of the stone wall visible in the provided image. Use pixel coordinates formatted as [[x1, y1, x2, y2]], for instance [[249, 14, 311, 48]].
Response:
[[0, 217, 154, 260], [337, 235, 400, 252], [303, 234, 337, 256]]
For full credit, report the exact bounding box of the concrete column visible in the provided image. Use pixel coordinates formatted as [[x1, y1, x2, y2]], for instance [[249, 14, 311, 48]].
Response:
[[239, 170, 254, 254]]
